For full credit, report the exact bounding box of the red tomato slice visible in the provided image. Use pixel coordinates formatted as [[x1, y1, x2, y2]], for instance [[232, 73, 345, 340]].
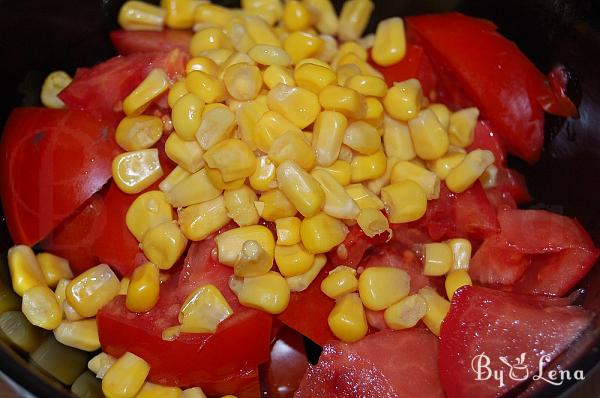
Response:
[[0, 108, 119, 246], [265, 327, 309, 398], [469, 234, 530, 285], [439, 285, 593, 398], [296, 329, 444, 398], [538, 64, 578, 117], [406, 13, 547, 163], [110, 30, 193, 55], [467, 120, 507, 166], [328, 224, 390, 268]]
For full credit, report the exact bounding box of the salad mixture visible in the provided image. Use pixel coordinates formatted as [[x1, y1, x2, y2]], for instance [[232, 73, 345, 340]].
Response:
[[0, 0, 597, 397]]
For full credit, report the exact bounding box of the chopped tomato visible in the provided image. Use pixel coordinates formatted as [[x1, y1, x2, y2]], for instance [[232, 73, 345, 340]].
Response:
[[469, 234, 530, 285], [0, 108, 119, 246], [538, 64, 578, 117], [467, 120, 506, 166], [439, 285, 593, 398], [110, 30, 193, 55], [296, 329, 444, 398], [328, 224, 389, 268], [264, 327, 309, 398]]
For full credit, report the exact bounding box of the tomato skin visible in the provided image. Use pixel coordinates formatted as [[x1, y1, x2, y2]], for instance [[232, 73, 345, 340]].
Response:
[[110, 29, 193, 55], [264, 327, 309, 398], [538, 64, 578, 117], [0, 108, 120, 246], [467, 120, 506, 166], [328, 224, 390, 268]]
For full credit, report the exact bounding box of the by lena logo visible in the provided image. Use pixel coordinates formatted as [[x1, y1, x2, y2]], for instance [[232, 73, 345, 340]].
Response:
[[471, 352, 585, 388]]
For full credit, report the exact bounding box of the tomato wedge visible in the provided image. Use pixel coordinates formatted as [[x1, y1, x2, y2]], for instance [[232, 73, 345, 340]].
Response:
[[439, 285, 593, 398], [0, 108, 119, 246], [110, 30, 193, 55], [265, 327, 309, 398]]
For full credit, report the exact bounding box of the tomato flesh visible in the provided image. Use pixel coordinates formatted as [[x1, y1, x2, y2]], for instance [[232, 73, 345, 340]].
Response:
[[110, 30, 193, 55], [264, 327, 309, 398]]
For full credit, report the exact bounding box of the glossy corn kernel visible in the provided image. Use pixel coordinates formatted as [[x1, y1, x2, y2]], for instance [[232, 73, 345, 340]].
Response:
[[181, 387, 208, 398], [63, 302, 84, 322], [364, 98, 384, 127], [186, 71, 227, 103], [427, 150, 466, 180], [193, 3, 234, 26], [222, 18, 254, 53], [408, 108, 450, 161], [383, 115, 415, 160], [224, 185, 259, 225], [345, 75, 388, 98], [343, 121, 381, 155], [234, 240, 274, 277], [303, 0, 338, 35], [160, 168, 192, 195], [162, 0, 198, 28], [118, 1, 165, 31], [275, 217, 301, 246], [194, 108, 235, 151], [286, 254, 327, 292], [246, 45, 290, 67], [337, 52, 383, 79], [232, 271, 290, 314], [262, 66, 294, 91], [311, 169, 360, 220], [123, 69, 169, 116], [21, 286, 62, 330], [254, 110, 302, 152], [384, 293, 427, 330], [423, 242, 453, 276], [257, 189, 297, 220], [294, 63, 336, 94], [448, 238, 472, 271], [336, 63, 361, 87], [102, 352, 150, 398], [203, 139, 257, 182], [54, 319, 100, 352], [126, 263, 160, 313], [190, 27, 232, 56], [222, 63, 262, 101], [384, 79, 422, 122], [267, 84, 321, 129], [66, 264, 120, 318], [274, 243, 315, 277], [165, 134, 204, 174], [268, 132, 316, 171], [328, 293, 367, 342], [36, 253, 72, 289], [334, 41, 368, 64], [236, 101, 268, 149], [319, 86, 367, 119], [338, 0, 373, 41], [136, 382, 182, 398], [276, 160, 325, 217], [321, 266, 358, 299], [178, 196, 231, 241], [449, 107, 479, 147], [165, 168, 222, 207], [186, 57, 219, 77], [249, 156, 278, 191], [345, 183, 384, 210], [179, 284, 233, 333], [171, 92, 204, 141], [283, 1, 311, 31], [419, 286, 450, 336], [283, 31, 323, 64], [112, 149, 163, 194], [206, 168, 247, 191], [358, 267, 410, 311], [357, 208, 389, 238], [314, 161, 352, 187], [372, 17, 406, 67], [366, 156, 399, 195], [40, 70, 71, 108], [429, 103, 451, 130], [126, 191, 173, 242], [115, 116, 163, 152], [350, 150, 387, 182], [166, 79, 187, 109], [445, 269, 472, 300], [381, 180, 427, 223], [119, 278, 130, 295], [88, 352, 116, 379], [244, 15, 281, 46], [300, 212, 348, 254], [141, 221, 188, 270], [446, 149, 495, 193], [215, 225, 275, 266], [312, 111, 347, 167], [391, 160, 440, 200]]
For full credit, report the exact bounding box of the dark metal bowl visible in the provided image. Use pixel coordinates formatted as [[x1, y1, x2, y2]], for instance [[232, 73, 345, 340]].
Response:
[[0, 0, 598, 397]]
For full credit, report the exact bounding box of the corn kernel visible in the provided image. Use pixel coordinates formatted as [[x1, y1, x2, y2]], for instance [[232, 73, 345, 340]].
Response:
[[345, 183, 384, 210], [198, 49, 234, 66], [195, 106, 236, 150], [123, 69, 169, 116], [244, 15, 281, 46], [267, 84, 321, 129], [275, 217, 301, 246], [286, 254, 326, 292], [203, 139, 257, 182], [119, 277, 130, 295], [275, 243, 315, 277], [366, 156, 399, 195], [88, 352, 116, 379], [215, 225, 275, 266], [186, 57, 219, 77], [343, 121, 381, 155], [336, 63, 361, 86], [383, 79, 422, 122], [283, 31, 323, 64], [335, 143, 352, 162], [315, 34, 338, 62], [383, 293, 427, 330], [391, 160, 440, 200], [479, 164, 498, 189], [319, 85, 366, 119], [449, 107, 479, 147], [257, 189, 297, 220], [267, 132, 315, 172], [21, 286, 61, 330], [234, 240, 274, 277], [311, 169, 360, 219], [423, 242, 453, 276], [54, 319, 100, 352], [249, 156, 278, 191], [294, 63, 336, 94], [190, 27, 232, 56], [311, 111, 347, 167], [181, 387, 207, 398], [242, 0, 282, 25], [162, 0, 198, 29], [408, 108, 449, 160], [334, 41, 368, 64], [372, 17, 406, 67], [445, 269, 472, 300], [141, 221, 188, 270], [36, 253, 72, 289], [246, 45, 290, 67], [125, 262, 160, 313], [419, 286, 450, 336], [276, 160, 325, 217], [222, 63, 262, 101], [102, 352, 150, 398], [66, 264, 120, 318], [427, 149, 466, 180], [262, 65, 295, 90], [254, 110, 302, 152], [357, 208, 389, 238], [186, 71, 227, 103], [381, 180, 427, 223], [314, 161, 351, 187], [446, 149, 495, 193], [303, 0, 338, 35], [232, 271, 290, 314], [337, 52, 383, 79], [283, 1, 311, 31], [447, 238, 472, 271], [300, 212, 348, 254], [118, 1, 165, 31], [171, 92, 206, 142], [358, 267, 410, 311], [224, 186, 258, 226], [328, 292, 367, 342], [364, 98, 384, 128], [207, 168, 247, 190], [55, 278, 71, 305], [193, 3, 234, 27], [165, 169, 222, 207], [178, 196, 231, 240], [165, 134, 204, 174], [338, 0, 373, 41], [115, 116, 162, 152], [321, 266, 358, 299], [383, 115, 415, 161], [136, 382, 182, 398], [345, 75, 388, 98], [223, 18, 255, 53], [126, 191, 173, 242], [350, 150, 386, 182], [429, 103, 451, 130], [237, 100, 269, 150], [179, 284, 233, 333], [40, 70, 71, 109]]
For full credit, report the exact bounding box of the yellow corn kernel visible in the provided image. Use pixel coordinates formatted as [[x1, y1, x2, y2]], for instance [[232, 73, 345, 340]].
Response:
[[315, 34, 338, 62], [423, 242, 453, 276], [186, 57, 219, 77], [283, 0, 311, 31], [311, 169, 360, 219], [190, 27, 232, 56], [334, 41, 368, 65], [319, 86, 367, 119], [384, 293, 427, 330], [338, 0, 373, 42], [371, 17, 406, 67], [40, 70, 71, 109], [286, 254, 327, 292], [419, 286, 450, 336], [274, 243, 315, 277], [223, 18, 255, 53], [283, 31, 323, 64], [167, 79, 187, 108], [199, 49, 234, 66], [357, 208, 389, 238], [119, 277, 130, 295], [303, 0, 338, 35], [162, 0, 198, 29], [257, 189, 297, 220], [321, 266, 358, 299], [165, 169, 221, 207], [446, 149, 495, 193], [195, 108, 235, 151], [381, 180, 427, 223], [231, 271, 290, 314], [123, 69, 169, 116], [126, 263, 160, 313], [350, 150, 386, 183], [118, 1, 165, 31], [267, 84, 321, 129], [193, 3, 234, 27], [54, 277, 72, 304], [88, 352, 116, 379], [136, 382, 182, 398], [160, 167, 192, 195], [427, 150, 466, 180], [276, 160, 325, 217], [383, 79, 423, 122], [254, 110, 302, 152], [165, 135, 203, 174], [268, 132, 315, 171], [314, 161, 352, 187], [53, 319, 100, 352], [345, 75, 388, 98], [312, 111, 347, 167], [328, 292, 367, 342], [66, 264, 120, 318], [294, 63, 336, 94], [445, 269, 472, 300], [234, 240, 274, 277], [345, 183, 384, 210], [186, 71, 227, 103], [222, 63, 262, 101], [236, 100, 268, 150], [408, 108, 450, 160], [447, 238, 472, 271], [102, 352, 150, 398], [336, 63, 361, 87], [391, 160, 440, 200], [364, 98, 385, 128], [366, 156, 398, 195], [246, 45, 289, 67], [36, 253, 72, 289], [275, 217, 301, 246], [242, 0, 283, 25], [21, 286, 61, 330], [449, 107, 479, 148], [480, 164, 498, 189], [181, 387, 208, 398], [171, 94, 203, 142], [224, 186, 259, 227], [141, 221, 188, 270], [429, 103, 451, 130], [262, 66, 295, 92], [300, 212, 348, 254], [337, 52, 383, 79], [249, 156, 277, 191], [215, 225, 275, 266], [178, 196, 231, 241], [382, 115, 415, 161], [343, 121, 381, 155], [358, 267, 410, 311], [126, 191, 173, 242], [179, 284, 233, 333], [244, 15, 281, 46], [203, 166, 244, 191], [115, 116, 163, 152], [203, 139, 257, 182]]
